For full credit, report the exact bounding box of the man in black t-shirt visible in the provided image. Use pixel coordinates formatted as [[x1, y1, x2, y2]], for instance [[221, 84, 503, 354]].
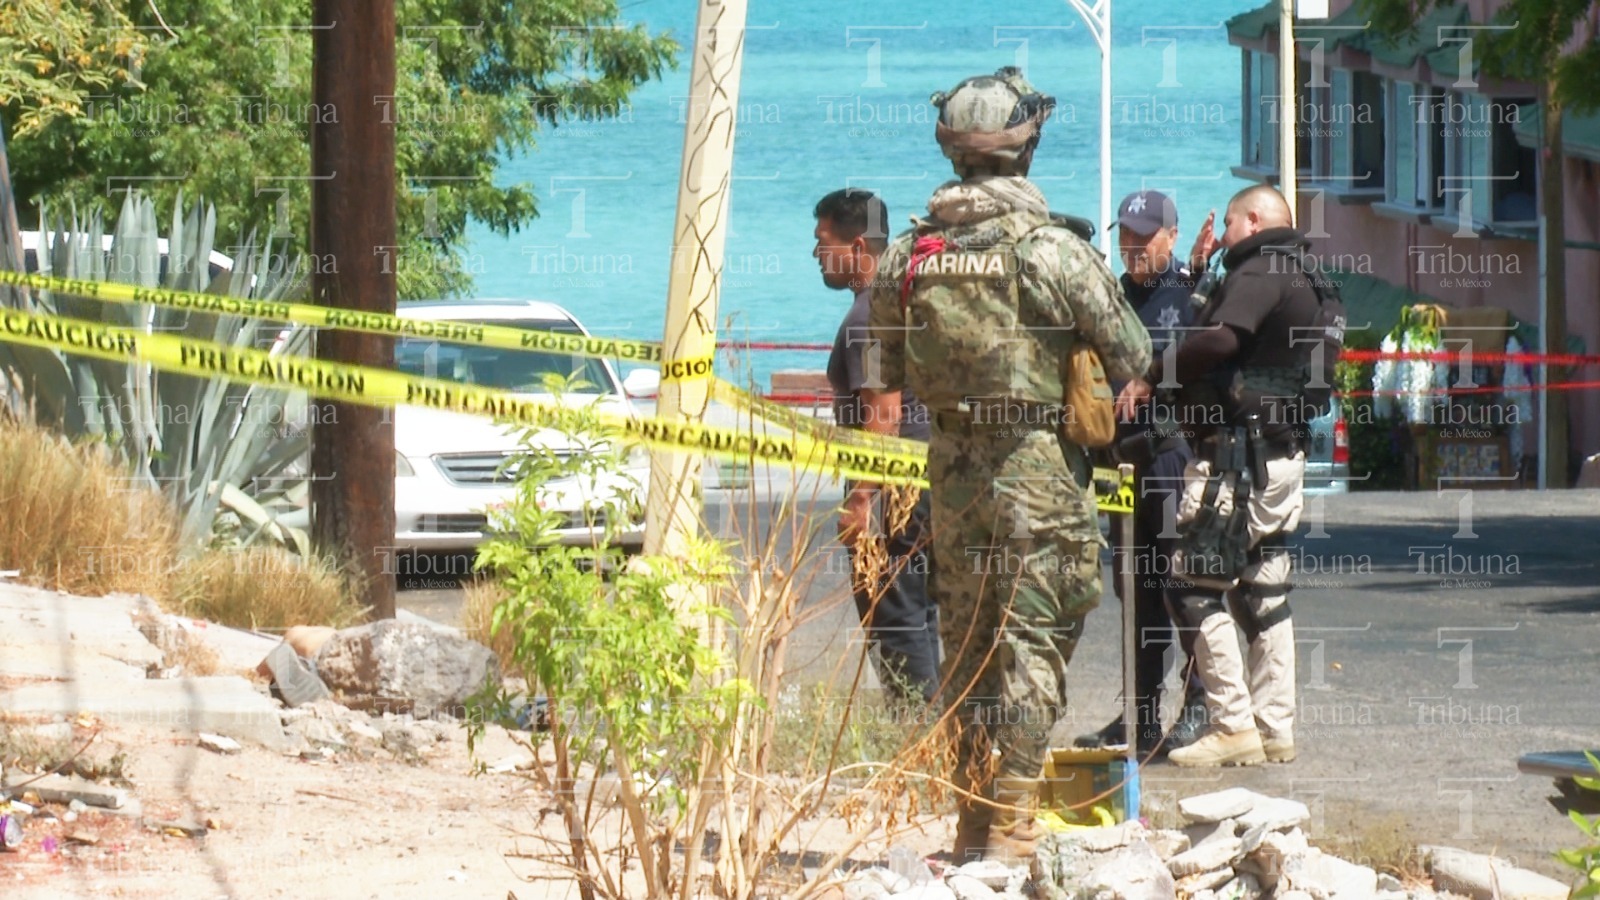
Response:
[[814, 188, 939, 705], [1116, 184, 1311, 767]]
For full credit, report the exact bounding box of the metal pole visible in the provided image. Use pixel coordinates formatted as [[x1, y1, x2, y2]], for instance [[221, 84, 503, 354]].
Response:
[[1066, 0, 1114, 256], [642, 0, 748, 561], [1538, 209, 1549, 489], [311, 0, 398, 620], [1117, 464, 1138, 818], [1100, 2, 1113, 257], [1278, 0, 1297, 214]]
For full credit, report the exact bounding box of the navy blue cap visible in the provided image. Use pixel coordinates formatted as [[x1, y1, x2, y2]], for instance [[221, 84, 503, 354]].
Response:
[[1114, 190, 1178, 235]]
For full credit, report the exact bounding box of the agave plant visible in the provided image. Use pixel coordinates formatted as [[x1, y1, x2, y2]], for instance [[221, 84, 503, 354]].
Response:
[[0, 189, 315, 553]]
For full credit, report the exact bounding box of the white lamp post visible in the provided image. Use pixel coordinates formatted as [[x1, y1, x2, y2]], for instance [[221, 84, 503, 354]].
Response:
[[1065, 0, 1113, 256]]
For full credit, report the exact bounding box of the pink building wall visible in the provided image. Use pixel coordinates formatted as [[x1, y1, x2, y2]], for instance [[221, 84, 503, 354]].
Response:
[[1293, 0, 1600, 474]]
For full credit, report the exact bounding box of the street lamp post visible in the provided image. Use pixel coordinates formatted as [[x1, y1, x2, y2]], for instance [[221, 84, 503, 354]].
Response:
[[1279, 0, 1297, 210], [1065, 0, 1113, 257]]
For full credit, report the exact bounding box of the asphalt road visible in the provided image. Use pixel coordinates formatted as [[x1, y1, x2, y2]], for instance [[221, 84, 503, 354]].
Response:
[[398, 483, 1600, 877]]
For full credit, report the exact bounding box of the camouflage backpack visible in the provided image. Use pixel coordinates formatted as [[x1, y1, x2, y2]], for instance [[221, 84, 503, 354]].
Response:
[[897, 210, 1116, 446]]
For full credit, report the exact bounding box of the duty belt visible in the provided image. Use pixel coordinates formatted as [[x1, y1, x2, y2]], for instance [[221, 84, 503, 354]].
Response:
[[1198, 430, 1300, 462], [933, 401, 1065, 432]]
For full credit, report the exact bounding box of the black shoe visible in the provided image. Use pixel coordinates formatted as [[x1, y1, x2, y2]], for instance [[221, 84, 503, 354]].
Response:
[[1075, 716, 1160, 755], [1164, 694, 1210, 753]]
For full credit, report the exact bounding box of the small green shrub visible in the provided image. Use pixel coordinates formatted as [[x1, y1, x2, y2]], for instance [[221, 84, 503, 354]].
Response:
[[1556, 752, 1600, 897]]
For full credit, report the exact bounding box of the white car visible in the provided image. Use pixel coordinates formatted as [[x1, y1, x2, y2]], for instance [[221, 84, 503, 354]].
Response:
[[389, 299, 650, 553]]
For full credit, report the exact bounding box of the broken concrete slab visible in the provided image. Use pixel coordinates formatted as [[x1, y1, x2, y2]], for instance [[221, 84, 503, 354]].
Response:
[[1280, 848, 1378, 900], [949, 859, 1017, 891], [1236, 796, 1311, 833], [0, 587, 162, 683], [0, 675, 287, 750], [1167, 835, 1244, 878], [1421, 845, 1571, 900], [1082, 840, 1179, 900], [315, 620, 495, 717], [944, 873, 998, 900], [198, 733, 241, 754], [1145, 829, 1190, 860], [1180, 787, 1259, 824], [1237, 828, 1309, 890], [4, 773, 128, 809], [1175, 866, 1235, 894]]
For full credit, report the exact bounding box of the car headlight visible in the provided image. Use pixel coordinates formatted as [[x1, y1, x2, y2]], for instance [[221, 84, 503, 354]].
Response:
[[396, 452, 415, 477]]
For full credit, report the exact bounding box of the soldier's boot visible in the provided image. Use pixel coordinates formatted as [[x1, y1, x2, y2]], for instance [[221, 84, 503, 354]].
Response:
[[985, 776, 1043, 866], [950, 765, 992, 865], [951, 798, 992, 865]]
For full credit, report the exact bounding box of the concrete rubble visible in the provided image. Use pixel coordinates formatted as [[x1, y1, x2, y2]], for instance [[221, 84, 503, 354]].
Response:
[[818, 785, 1571, 900], [313, 619, 498, 717], [0, 582, 512, 862]]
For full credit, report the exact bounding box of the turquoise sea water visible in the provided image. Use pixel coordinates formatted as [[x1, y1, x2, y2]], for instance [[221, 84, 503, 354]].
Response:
[[463, 0, 1264, 390]]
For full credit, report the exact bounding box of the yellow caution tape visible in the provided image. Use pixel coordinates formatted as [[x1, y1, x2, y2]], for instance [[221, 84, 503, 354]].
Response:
[[0, 271, 1134, 510], [0, 307, 923, 486], [0, 269, 714, 381], [713, 379, 1132, 513]]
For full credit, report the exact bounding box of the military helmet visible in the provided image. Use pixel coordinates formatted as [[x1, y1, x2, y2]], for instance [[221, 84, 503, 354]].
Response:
[[930, 66, 1056, 170]]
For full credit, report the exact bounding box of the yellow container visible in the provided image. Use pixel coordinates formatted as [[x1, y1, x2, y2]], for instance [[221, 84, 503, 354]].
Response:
[[1039, 747, 1138, 826]]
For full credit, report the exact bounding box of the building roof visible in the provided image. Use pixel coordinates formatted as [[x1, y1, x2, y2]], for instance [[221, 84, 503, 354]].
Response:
[[1226, 1, 1471, 76], [1514, 104, 1600, 164]]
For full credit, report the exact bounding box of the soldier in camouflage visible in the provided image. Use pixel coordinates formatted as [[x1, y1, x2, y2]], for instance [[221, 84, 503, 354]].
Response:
[[851, 67, 1151, 865]]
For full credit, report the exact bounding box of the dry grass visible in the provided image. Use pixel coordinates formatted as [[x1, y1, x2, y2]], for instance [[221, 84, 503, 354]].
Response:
[[461, 577, 517, 673], [0, 417, 364, 632], [171, 545, 366, 633], [1319, 811, 1431, 884], [0, 419, 181, 597], [164, 631, 222, 676]]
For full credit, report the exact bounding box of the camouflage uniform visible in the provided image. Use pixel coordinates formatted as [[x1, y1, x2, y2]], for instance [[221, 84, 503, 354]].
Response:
[[868, 172, 1150, 853]]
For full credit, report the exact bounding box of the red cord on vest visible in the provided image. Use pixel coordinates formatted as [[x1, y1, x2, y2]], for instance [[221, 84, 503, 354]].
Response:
[[900, 235, 949, 312]]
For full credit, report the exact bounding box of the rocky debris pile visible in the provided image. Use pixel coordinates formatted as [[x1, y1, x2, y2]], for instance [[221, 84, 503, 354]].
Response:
[[259, 620, 498, 719], [1030, 787, 1571, 900], [278, 698, 461, 763], [820, 855, 1029, 900], [817, 787, 1574, 900]]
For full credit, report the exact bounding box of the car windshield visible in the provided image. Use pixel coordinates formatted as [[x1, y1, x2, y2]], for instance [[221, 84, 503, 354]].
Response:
[[395, 319, 616, 394]]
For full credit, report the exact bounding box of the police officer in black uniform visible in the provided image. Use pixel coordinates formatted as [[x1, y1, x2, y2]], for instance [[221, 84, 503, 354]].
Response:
[[1117, 184, 1314, 768], [1076, 190, 1209, 757]]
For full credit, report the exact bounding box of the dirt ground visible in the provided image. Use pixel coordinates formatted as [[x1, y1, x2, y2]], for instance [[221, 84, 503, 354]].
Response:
[[0, 714, 965, 900]]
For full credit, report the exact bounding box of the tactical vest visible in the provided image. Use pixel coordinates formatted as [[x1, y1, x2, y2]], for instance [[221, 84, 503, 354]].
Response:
[[899, 209, 1076, 410]]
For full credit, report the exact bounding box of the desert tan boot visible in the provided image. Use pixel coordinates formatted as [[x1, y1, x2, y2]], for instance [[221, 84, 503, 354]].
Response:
[[984, 776, 1043, 865], [1167, 727, 1268, 768], [1262, 732, 1296, 763]]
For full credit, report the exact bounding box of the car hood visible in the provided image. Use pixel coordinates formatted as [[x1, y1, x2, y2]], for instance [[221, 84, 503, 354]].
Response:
[[394, 394, 636, 458]]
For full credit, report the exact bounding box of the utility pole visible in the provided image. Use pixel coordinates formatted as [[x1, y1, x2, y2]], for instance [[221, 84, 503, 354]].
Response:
[[311, 0, 398, 619], [1278, 0, 1297, 212], [1538, 90, 1569, 488], [642, 0, 749, 562], [639, 4, 748, 889]]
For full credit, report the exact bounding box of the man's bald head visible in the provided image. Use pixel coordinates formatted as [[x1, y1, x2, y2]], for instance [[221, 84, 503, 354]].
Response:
[[1230, 185, 1293, 227], [1220, 184, 1294, 249]]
